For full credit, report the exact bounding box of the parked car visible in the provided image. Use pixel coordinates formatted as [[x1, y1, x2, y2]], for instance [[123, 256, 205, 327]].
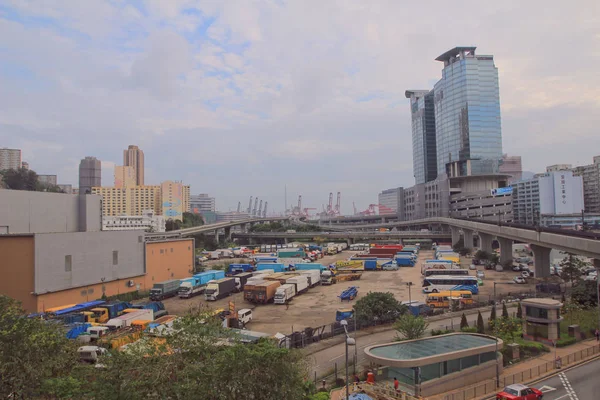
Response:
[[477, 271, 485, 279], [496, 384, 543, 400], [469, 264, 477, 270], [513, 276, 526, 284], [521, 271, 534, 278]]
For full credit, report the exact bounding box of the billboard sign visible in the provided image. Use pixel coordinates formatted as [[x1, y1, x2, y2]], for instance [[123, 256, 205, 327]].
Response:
[[491, 187, 513, 196]]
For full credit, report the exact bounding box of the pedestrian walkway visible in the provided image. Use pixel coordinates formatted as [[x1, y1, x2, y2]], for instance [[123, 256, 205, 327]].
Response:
[[429, 339, 600, 400]]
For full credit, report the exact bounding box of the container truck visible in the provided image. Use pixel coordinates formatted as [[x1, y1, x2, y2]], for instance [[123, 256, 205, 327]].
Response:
[[226, 264, 254, 276], [257, 263, 287, 273], [84, 301, 132, 323], [295, 263, 326, 272], [335, 260, 364, 271], [105, 309, 153, 329], [178, 277, 205, 298], [298, 269, 321, 287], [246, 277, 266, 287], [277, 249, 305, 258], [150, 280, 181, 301], [321, 270, 335, 285], [286, 275, 309, 294], [234, 272, 253, 292], [251, 281, 281, 304], [264, 273, 300, 285], [204, 278, 236, 301], [396, 258, 415, 267], [130, 301, 167, 319], [274, 284, 297, 304]]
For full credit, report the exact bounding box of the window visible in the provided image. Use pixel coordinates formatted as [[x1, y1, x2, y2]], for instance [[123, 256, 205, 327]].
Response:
[[460, 354, 479, 369], [88, 288, 94, 295], [65, 255, 72, 272], [526, 307, 548, 319], [113, 251, 119, 266]]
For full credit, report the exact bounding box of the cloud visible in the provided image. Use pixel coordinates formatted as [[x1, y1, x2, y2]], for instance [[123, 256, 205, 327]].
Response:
[[0, 0, 598, 214]]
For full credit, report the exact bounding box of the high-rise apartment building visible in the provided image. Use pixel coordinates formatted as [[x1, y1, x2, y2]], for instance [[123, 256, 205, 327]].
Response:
[[161, 181, 186, 221], [499, 154, 523, 183], [123, 145, 144, 186], [406, 90, 437, 184], [79, 156, 101, 194], [114, 166, 136, 189], [0, 148, 22, 170], [377, 187, 405, 217], [190, 194, 216, 213], [571, 156, 600, 213], [433, 47, 502, 177], [183, 185, 190, 213], [512, 170, 584, 225]]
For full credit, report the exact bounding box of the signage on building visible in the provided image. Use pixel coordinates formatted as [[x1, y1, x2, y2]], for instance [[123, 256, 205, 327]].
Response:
[[491, 187, 513, 196]]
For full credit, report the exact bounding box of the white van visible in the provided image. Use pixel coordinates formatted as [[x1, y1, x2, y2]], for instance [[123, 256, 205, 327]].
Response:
[[238, 309, 253, 326]]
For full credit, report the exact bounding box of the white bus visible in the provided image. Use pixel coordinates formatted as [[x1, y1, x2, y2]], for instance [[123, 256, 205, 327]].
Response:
[[424, 269, 470, 278], [422, 275, 479, 294]]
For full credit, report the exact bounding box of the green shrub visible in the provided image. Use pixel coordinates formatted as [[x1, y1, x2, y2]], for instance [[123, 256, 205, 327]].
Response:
[[556, 337, 577, 347], [431, 329, 454, 336], [461, 327, 477, 333]]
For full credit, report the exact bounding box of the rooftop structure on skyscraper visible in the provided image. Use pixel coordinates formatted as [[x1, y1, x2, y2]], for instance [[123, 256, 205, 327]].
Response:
[[123, 145, 144, 186]]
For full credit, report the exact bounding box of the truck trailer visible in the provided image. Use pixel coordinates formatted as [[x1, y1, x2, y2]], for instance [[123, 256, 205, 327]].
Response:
[[150, 280, 181, 301], [245, 281, 281, 304], [298, 269, 321, 287], [234, 272, 253, 292], [274, 284, 296, 304], [204, 278, 236, 301], [286, 275, 309, 294]]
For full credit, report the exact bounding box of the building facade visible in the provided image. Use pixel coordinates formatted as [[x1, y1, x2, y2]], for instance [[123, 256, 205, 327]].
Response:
[[540, 213, 600, 229], [38, 174, 58, 186], [403, 175, 451, 220], [512, 171, 584, 225], [378, 187, 405, 217], [0, 148, 22, 170], [161, 181, 185, 221], [79, 156, 101, 195], [102, 211, 166, 232], [58, 184, 73, 194], [433, 47, 502, 177], [571, 156, 600, 213], [546, 164, 572, 173], [190, 193, 216, 213], [114, 165, 136, 188], [406, 90, 437, 184], [450, 187, 513, 222], [499, 154, 523, 183], [123, 145, 145, 186]]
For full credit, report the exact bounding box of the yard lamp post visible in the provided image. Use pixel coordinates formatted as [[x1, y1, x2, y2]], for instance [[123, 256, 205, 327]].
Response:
[[406, 281, 414, 304], [341, 320, 356, 400]]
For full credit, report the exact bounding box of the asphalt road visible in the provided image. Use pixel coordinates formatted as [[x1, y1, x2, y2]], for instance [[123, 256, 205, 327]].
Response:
[[523, 357, 600, 400], [308, 309, 493, 378]]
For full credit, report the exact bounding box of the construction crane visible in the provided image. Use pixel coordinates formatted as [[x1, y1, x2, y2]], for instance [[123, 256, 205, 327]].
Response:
[[263, 202, 268, 217], [358, 204, 395, 216], [252, 197, 259, 216], [334, 192, 341, 215], [302, 208, 316, 217]]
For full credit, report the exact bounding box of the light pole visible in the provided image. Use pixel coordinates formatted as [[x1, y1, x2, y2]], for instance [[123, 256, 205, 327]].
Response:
[[341, 320, 356, 400], [406, 282, 413, 304]]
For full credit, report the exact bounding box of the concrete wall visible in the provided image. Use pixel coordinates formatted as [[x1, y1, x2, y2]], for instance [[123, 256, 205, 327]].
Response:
[[145, 239, 194, 286], [0, 235, 36, 312], [34, 231, 144, 294], [0, 190, 101, 234]]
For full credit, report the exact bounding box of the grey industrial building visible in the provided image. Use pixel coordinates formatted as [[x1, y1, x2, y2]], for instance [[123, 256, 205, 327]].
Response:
[[79, 156, 101, 195], [378, 187, 405, 218]]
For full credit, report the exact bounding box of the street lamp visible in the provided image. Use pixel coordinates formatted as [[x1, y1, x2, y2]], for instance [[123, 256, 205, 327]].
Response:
[[341, 320, 356, 400], [406, 282, 414, 305]]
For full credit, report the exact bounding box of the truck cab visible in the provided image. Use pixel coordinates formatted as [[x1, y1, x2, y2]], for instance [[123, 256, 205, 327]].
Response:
[[78, 345, 107, 363], [87, 326, 110, 340]]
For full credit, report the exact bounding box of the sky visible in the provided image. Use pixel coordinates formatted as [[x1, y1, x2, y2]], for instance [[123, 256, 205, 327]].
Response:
[[1, 1, 599, 215]]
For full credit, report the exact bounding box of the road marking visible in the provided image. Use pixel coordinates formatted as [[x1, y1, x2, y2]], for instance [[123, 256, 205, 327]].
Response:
[[539, 385, 557, 393], [558, 372, 579, 400]]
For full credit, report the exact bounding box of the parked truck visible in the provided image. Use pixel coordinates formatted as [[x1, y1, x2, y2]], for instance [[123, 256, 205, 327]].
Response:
[[226, 264, 254, 276], [277, 249, 305, 258], [233, 272, 253, 292], [257, 263, 287, 273], [150, 280, 181, 301], [83, 301, 132, 323], [105, 309, 153, 329], [286, 275, 309, 294], [251, 281, 281, 304], [274, 284, 297, 304], [204, 278, 236, 301], [295, 263, 326, 272], [298, 269, 321, 287], [130, 301, 167, 319]]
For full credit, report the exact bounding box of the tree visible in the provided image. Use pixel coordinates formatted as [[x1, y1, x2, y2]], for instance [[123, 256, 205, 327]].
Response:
[[165, 219, 183, 231], [490, 318, 522, 343], [181, 212, 204, 229], [560, 253, 588, 297], [571, 280, 598, 307], [394, 314, 429, 340], [354, 292, 407, 325], [0, 296, 79, 399], [516, 302, 523, 319], [490, 306, 497, 322], [502, 303, 509, 319], [1, 167, 39, 191], [476, 311, 485, 334], [460, 313, 469, 330], [474, 250, 492, 261]]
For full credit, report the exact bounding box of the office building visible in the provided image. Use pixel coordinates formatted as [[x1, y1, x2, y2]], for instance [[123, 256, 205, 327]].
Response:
[[114, 165, 136, 189], [79, 156, 101, 195], [571, 156, 600, 213], [102, 210, 166, 233], [0, 189, 193, 313], [499, 154, 523, 183], [377, 187, 405, 217], [512, 170, 584, 225], [546, 164, 572, 173], [403, 175, 450, 220], [0, 148, 22, 170], [37, 174, 57, 186], [123, 145, 144, 186], [190, 194, 216, 213], [434, 47, 502, 177], [21, 161, 29, 170], [406, 90, 437, 184]]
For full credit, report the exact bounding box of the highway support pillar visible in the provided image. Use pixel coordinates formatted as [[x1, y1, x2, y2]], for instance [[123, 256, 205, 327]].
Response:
[[463, 229, 475, 249], [531, 244, 552, 278], [225, 227, 232, 241], [381, 217, 387, 224], [450, 226, 460, 247], [241, 223, 248, 233], [478, 232, 494, 254], [595, 259, 600, 334], [284, 237, 289, 244], [498, 237, 513, 265], [214, 230, 220, 244]]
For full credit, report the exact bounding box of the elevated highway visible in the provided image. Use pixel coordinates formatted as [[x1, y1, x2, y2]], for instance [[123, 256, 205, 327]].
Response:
[[232, 231, 449, 242]]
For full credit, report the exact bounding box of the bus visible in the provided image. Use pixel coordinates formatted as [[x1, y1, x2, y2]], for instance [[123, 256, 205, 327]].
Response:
[[422, 275, 479, 294], [424, 269, 470, 278], [426, 291, 474, 308]]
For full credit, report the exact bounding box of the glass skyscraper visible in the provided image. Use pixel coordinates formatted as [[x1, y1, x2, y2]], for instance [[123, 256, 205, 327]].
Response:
[[433, 47, 502, 177], [406, 90, 437, 184]]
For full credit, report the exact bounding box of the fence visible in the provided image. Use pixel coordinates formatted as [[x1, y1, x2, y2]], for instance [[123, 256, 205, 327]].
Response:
[[440, 343, 600, 400]]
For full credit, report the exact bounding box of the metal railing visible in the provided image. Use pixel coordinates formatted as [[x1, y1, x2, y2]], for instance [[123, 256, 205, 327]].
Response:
[[439, 343, 600, 400]]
